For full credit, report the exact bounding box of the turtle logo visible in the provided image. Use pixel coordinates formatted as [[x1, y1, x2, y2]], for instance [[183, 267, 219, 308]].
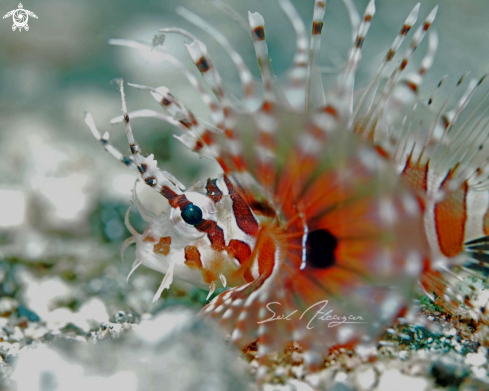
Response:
[[3, 3, 38, 32]]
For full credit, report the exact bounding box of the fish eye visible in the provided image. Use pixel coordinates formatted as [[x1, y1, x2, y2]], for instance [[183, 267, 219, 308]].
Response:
[[169, 191, 217, 238], [181, 203, 203, 225]]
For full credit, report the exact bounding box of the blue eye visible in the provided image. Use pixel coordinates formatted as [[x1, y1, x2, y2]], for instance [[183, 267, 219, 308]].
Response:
[[181, 203, 203, 225]]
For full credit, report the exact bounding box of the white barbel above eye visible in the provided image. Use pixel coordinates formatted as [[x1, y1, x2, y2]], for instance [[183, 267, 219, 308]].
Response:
[[169, 191, 218, 238]]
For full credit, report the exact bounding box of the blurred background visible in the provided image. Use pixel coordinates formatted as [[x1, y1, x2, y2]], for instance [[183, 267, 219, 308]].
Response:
[[0, 0, 488, 389]]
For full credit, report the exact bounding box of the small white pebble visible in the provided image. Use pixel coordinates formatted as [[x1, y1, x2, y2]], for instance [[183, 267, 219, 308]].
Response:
[[290, 365, 305, 379], [262, 384, 290, 391], [472, 366, 487, 379], [444, 328, 457, 336], [377, 369, 428, 391], [478, 346, 488, 356], [354, 367, 376, 391], [274, 366, 287, 377], [287, 378, 315, 391], [305, 373, 320, 388], [465, 352, 487, 366], [291, 351, 303, 364], [398, 351, 409, 360], [315, 367, 336, 385], [334, 371, 348, 382]]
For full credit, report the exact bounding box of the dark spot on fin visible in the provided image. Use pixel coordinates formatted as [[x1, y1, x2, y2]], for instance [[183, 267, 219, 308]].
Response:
[[356, 36, 364, 48], [306, 229, 338, 269], [253, 26, 265, 40], [196, 57, 210, 73], [312, 21, 323, 35], [145, 177, 157, 187]]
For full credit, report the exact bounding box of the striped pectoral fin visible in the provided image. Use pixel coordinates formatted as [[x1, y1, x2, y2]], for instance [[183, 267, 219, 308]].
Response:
[[252, 231, 284, 380], [200, 226, 280, 352], [256, 233, 277, 277], [419, 269, 445, 299], [464, 235, 489, 267], [434, 181, 468, 257], [229, 225, 276, 283]]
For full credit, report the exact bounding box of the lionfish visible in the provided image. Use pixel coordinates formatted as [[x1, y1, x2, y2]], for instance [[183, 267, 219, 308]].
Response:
[[85, 0, 489, 378]]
